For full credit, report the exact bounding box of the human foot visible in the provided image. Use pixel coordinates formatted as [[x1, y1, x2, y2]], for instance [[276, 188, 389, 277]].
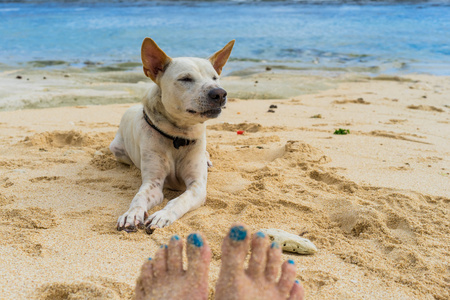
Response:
[[135, 233, 211, 300], [215, 224, 304, 300]]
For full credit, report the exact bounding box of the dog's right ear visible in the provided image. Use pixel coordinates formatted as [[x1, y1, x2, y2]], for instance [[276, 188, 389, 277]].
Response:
[[141, 38, 172, 82]]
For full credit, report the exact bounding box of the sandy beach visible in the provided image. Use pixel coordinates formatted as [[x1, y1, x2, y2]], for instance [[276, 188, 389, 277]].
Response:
[[0, 69, 449, 299]]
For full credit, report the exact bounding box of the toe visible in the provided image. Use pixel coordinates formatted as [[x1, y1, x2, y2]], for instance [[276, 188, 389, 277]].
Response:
[[288, 280, 305, 300], [124, 224, 137, 233], [152, 244, 168, 278], [135, 211, 149, 229], [145, 224, 158, 235], [219, 223, 251, 275], [246, 231, 269, 278], [135, 259, 153, 299], [186, 233, 211, 280], [277, 259, 297, 296], [265, 242, 282, 282], [167, 235, 184, 276], [117, 214, 129, 230], [145, 210, 176, 229]]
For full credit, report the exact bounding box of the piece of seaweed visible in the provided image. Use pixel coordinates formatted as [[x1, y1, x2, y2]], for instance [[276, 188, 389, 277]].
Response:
[[334, 128, 350, 135]]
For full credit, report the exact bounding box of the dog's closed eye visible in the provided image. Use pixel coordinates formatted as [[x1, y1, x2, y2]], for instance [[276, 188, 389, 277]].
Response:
[[178, 76, 194, 83]]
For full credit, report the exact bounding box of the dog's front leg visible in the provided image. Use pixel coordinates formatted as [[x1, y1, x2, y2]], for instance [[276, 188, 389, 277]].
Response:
[[117, 154, 169, 232], [145, 169, 207, 229]]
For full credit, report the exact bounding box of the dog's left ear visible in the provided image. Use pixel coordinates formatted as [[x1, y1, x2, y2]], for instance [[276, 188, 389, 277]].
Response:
[[141, 38, 172, 82], [209, 40, 235, 75]]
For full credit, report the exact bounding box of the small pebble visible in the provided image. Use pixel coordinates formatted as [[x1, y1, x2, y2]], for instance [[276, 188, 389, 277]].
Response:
[[16, 75, 22, 79]]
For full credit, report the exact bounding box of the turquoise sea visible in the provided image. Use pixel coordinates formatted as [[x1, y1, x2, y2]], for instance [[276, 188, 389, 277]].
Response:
[[0, 0, 449, 75]]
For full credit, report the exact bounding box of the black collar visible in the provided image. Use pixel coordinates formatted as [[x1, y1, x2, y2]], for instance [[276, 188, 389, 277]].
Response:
[[143, 109, 196, 149]]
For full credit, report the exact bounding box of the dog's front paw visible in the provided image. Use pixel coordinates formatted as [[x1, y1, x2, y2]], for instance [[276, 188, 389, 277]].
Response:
[[117, 206, 148, 233], [144, 209, 177, 232]]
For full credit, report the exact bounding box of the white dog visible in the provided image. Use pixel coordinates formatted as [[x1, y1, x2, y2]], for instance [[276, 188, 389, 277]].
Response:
[[110, 38, 234, 233]]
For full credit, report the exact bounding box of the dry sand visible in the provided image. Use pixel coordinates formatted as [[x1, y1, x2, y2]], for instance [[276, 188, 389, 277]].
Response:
[[0, 69, 449, 299]]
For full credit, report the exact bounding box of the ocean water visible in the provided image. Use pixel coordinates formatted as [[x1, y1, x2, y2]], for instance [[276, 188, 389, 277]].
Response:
[[0, 0, 449, 75]]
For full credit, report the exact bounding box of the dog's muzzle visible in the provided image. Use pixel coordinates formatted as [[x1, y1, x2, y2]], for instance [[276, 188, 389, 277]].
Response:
[[187, 87, 227, 118]]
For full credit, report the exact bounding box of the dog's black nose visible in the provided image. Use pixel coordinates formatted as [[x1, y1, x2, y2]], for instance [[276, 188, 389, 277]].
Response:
[[208, 88, 227, 105]]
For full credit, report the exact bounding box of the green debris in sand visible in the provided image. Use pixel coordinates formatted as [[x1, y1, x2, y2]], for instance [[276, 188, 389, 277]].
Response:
[[311, 114, 322, 118], [334, 128, 350, 135]]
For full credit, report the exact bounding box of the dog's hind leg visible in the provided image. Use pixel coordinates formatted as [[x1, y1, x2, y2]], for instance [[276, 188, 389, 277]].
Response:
[[110, 133, 133, 165]]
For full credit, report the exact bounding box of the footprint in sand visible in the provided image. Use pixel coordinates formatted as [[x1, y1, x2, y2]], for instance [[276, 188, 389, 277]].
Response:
[[23, 130, 94, 148], [298, 270, 339, 292], [37, 277, 134, 300], [22, 130, 116, 149], [0, 207, 58, 256], [330, 202, 384, 237], [309, 170, 358, 193], [38, 282, 120, 300]]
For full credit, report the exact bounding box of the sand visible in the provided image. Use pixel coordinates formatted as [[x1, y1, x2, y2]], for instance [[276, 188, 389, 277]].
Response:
[[0, 69, 449, 300]]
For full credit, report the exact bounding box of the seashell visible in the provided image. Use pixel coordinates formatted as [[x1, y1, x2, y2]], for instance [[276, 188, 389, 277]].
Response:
[[260, 228, 317, 255]]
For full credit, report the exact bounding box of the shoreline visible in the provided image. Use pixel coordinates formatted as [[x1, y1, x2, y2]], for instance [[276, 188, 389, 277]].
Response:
[[1, 66, 449, 111], [0, 69, 449, 299]]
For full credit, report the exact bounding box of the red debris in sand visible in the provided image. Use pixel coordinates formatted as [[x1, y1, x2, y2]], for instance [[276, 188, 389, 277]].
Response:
[[237, 130, 244, 135]]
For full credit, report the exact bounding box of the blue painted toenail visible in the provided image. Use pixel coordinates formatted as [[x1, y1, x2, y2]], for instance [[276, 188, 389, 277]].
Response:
[[187, 233, 203, 247], [171, 235, 180, 241], [271, 242, 279, 249], [295, 280, 300, 284], [288, 259, 295, 265], [229, 226, 247, 241], [256, 231, 265, 238], [148, 257, 152, 261], [160, 244, 168, 249]]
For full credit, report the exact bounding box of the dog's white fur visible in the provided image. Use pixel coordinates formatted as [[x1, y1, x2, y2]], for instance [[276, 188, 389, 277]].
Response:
[[110, 38, 234, 231]]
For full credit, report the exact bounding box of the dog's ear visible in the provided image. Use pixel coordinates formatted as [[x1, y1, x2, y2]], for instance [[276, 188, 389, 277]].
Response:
[[209, 40, 235, 75], [141, 38, 172, 82]]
